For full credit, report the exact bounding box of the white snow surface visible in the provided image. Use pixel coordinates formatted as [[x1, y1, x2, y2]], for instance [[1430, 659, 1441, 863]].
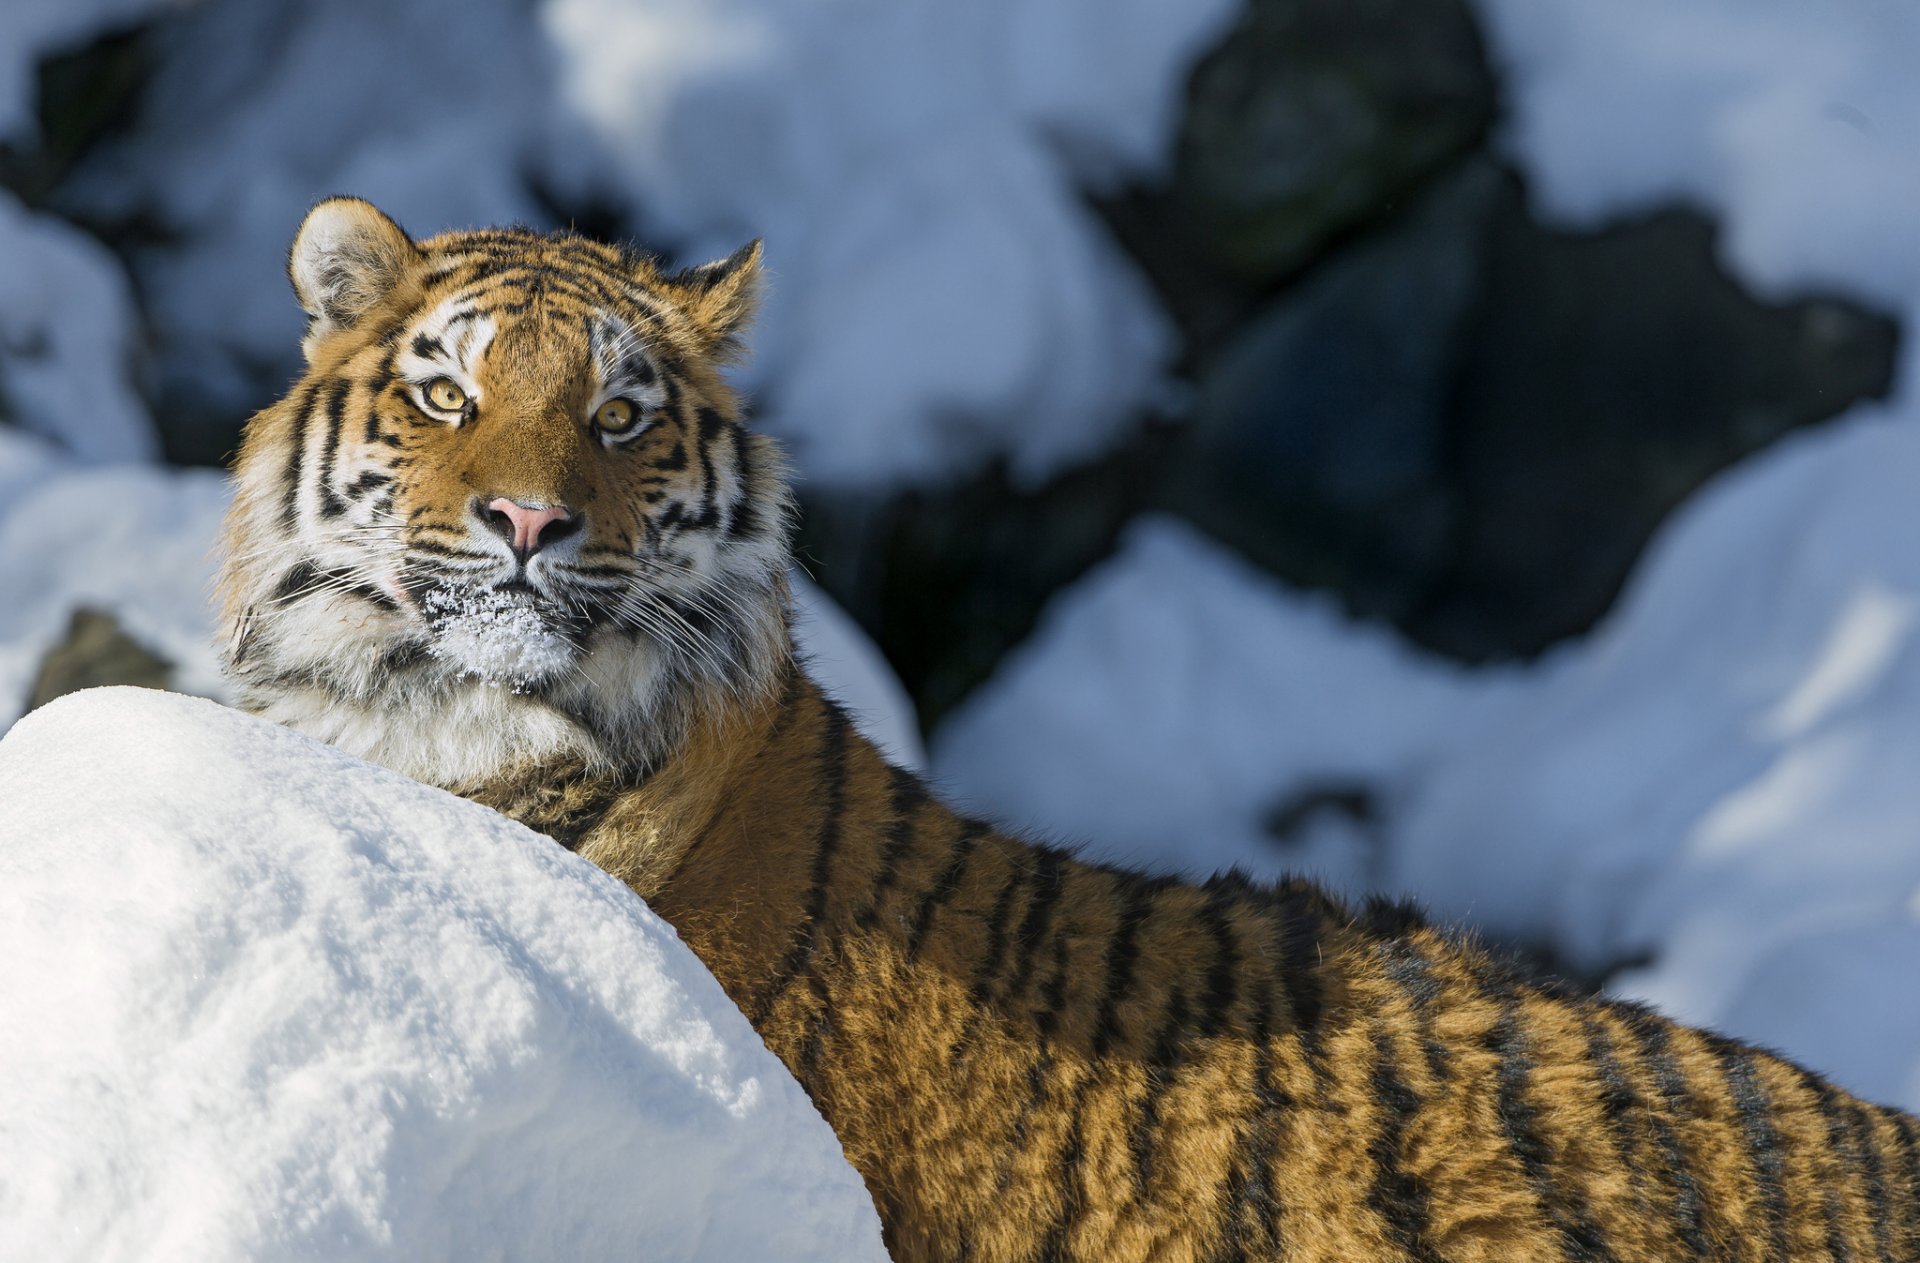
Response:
[[0, 190, 157, 462], [0, 687, 888, 1262], [65, 0, 1237, 489], [0, 429, 227, 718], [935, 516, 1501, 897]]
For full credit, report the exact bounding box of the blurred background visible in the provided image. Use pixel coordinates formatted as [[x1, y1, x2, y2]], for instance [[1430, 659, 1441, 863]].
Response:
[[4, 0, 1920, 1106]]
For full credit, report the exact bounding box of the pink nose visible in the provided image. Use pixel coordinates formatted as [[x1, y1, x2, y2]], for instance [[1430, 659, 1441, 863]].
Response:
[[486, 497, 574, 557]]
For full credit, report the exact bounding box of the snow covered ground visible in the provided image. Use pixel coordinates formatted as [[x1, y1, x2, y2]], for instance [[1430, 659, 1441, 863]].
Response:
[[0, 688, 888, 1262], [937, 0, 1920, 1112]]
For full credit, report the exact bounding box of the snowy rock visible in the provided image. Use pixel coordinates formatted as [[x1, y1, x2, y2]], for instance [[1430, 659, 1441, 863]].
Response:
[[0, 688, 888, 1262]]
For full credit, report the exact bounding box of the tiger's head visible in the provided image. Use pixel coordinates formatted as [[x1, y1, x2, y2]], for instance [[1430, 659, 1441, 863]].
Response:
[[216, 198, 793, 787]]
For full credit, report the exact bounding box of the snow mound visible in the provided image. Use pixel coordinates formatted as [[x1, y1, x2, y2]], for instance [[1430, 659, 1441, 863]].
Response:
[[1390, 413, 1920, 1110], [934, 516, 1495, 894], [0, 191, 157, 462], [68, 0, 1238, 490], [0, 687, 887, 1262]]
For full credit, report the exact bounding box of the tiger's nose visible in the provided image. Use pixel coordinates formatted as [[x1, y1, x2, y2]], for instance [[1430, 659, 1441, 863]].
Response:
[[477, 496, 580, 559]]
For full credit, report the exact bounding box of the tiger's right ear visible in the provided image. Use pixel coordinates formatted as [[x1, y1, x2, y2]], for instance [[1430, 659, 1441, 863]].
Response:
[[288, 197, 419, 359]]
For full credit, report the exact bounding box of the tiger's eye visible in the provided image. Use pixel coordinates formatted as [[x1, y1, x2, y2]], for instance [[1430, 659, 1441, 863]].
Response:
[[594, 398, 640, 434], [425, 378, 467, 413]]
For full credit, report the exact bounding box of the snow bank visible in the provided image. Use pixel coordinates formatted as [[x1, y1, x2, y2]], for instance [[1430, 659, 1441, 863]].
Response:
[[68, 0, 1237, 489], [793, 575, 924, 771], [1474, 0, 1920, 324], [0, 430, 227, 719], [0, 687, 887, 1262], [935, 516, 1495, 895], [0, 191, 157, 462]]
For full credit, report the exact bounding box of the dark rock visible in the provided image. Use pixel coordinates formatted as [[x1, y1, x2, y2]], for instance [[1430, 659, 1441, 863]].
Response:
[[1102, 0, 1497, 350], [1169, 159, 1901, 660], [27, 607, 173, 712], [1174, 162, 1500, 619]]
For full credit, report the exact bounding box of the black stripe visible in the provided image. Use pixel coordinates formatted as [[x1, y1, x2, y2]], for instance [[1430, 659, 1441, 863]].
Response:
[[727, 424, 759, 540], [994, 849, 1071, 1009], [1128, 987, 1189, 1198], [999, 933, 1074, 1188], [1616, 1007, 1710, 1258], [749, 704, 853, 1024], [853, 766, 933, 931], [1378, 936, 1451, 1084], [1217, 977, 1285, 1262], [344, 470, 392, 500], [1197, 889, 1241, 1039], [406, 538, 494, 562], [1088, 879, 1169, 1058], [316, 380, 350, 518], [967, 861, 1029, 1005], [1844, 1100, 1894, 1263], [268, 561, 397, 611], [688, 407, 726, 530], [410, 332, 444, 359], [903, 819, 990, 958], [1367, 1027, 1441, 1262], [1490, 987, 1615, 1262], [1711, 1038, 1788, 1260], [1890, 1112, 1920, 1259], [1270, 882, 1329, 1065], [1581, 1016, 1647, 1200], [1801, 1075, 1858, 1263], [280, 381, 322, 530]]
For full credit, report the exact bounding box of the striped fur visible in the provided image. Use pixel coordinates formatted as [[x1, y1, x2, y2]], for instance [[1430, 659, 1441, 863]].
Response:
[[223, 203, 1920, 1262]]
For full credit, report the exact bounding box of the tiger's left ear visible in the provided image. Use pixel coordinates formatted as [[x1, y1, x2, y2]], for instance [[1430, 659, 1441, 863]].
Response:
[[288, 197, 421, 361], [668, 239, 763, 359]]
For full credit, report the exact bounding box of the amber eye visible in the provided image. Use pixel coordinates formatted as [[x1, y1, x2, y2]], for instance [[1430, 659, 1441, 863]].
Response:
[[594, 397, 645, 436], [424, 377, 467, 413]]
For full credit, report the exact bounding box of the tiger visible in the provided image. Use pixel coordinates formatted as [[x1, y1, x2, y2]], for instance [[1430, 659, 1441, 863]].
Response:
[[216, 196, 1920, 1262]]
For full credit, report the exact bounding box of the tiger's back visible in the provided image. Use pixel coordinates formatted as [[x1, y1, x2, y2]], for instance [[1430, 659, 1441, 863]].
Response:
[[552, 675, 1920, 1263], [218, 199, 1920, 1262]]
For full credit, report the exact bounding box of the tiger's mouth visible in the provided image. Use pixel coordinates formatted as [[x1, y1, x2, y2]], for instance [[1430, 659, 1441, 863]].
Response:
[[409, 574, 589, 690]]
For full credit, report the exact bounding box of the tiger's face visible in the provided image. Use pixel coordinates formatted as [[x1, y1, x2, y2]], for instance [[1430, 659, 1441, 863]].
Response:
[[217, 199, 792, 785]]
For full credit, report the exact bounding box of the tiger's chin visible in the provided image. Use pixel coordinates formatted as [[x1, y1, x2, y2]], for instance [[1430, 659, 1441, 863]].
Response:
[[414, 580, 584, 693]]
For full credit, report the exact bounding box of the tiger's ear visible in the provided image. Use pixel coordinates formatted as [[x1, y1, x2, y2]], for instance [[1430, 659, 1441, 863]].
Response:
[[667, 239, 763, 358], [288, 197, 419, 359]]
